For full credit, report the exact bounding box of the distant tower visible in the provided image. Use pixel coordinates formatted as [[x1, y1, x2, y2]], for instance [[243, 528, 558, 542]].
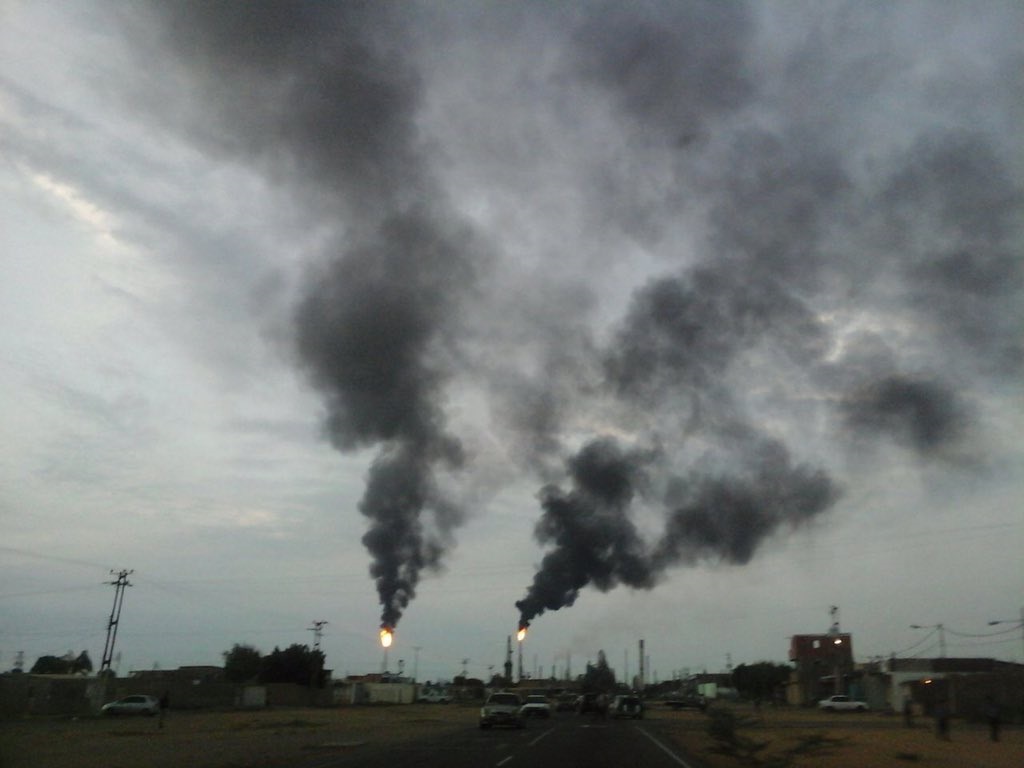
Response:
[[504, 636, 513, 684], [638, 639, 645, 691]]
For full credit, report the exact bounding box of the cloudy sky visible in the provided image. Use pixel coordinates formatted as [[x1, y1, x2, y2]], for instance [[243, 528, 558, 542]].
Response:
[[2, 1, 1021, 685]]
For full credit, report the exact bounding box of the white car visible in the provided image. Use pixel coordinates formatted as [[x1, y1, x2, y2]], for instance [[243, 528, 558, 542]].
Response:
[[480, 692, 524, 729], [101, 694, 160, 716], [818, 694, 868, 712], [418, 689, 451, 703], [520, 694, 552, 718]]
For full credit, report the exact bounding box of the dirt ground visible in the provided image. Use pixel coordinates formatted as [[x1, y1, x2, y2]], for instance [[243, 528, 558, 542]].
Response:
[[0, 704, 479, 768], [1, 703, 1021, 768], [650, 705, 1024, 768]]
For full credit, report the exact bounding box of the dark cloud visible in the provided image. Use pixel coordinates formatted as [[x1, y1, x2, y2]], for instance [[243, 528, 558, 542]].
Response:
[[654, 439, 840, 567], [109, 2, 1020, 635], [143, 1, 429, 217], [841, 375, 968, 456], [605, 266, 829, 403], [880, 132, 1024, 374], [571, 0, 753, 139]]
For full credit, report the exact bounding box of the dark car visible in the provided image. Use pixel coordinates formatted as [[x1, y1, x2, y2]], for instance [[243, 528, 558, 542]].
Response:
[[611, 694, 644, 719], [576, 692, 609, 715]]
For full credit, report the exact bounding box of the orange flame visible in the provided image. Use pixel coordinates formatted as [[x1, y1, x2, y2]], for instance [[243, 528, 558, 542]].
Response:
[[517, 627, 527, 642], [380, 628, 393, 648]]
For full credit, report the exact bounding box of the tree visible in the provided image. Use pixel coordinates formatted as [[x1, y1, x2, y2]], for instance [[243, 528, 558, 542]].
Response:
[[30, 655, 71, 675], [732, 661, 792, 702], [223, 644, 263, 683], [30, 651, 92, 675], [72, 650, 93, 674], [581, 650, 616, 693], [259, 644, 326, 687]]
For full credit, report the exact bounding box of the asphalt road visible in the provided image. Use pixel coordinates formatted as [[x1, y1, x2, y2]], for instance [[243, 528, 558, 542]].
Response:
[[288, 712, 706, 768]]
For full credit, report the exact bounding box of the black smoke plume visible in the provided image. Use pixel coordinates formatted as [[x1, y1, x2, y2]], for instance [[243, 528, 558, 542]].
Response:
[[118, 2, 1020, 636], [516, 436, 839, 628], [295, 212, 476, 629], [141, 2, 480, 631]]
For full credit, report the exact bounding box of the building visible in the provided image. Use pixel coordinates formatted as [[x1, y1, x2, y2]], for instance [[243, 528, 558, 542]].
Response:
[[788, 633, 854, 705], [879, 657, 1024, 719]]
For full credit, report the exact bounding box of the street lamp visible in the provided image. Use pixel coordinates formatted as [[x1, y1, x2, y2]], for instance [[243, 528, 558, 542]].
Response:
[[988, 606, 1024, 661], [910, 624, 946, 658], [831, 636, 844, 695]]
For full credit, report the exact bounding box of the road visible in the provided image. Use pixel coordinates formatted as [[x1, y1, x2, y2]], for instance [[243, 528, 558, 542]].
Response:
[[287, 712, 706, 768]]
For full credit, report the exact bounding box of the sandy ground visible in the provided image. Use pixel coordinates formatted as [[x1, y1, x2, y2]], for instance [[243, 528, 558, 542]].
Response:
[[0, 704, 479, 768], [2, 703, 1021, 768], [650, 705, 1024, 768]]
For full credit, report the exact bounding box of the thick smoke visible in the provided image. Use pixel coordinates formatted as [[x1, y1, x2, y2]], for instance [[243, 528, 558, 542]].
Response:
[[841, 375, 966, 456], [516, 436, 839, 627], [513, 4, 1019, 627], [122, 2, 1021, 634], [142, 2, 480, 631], [294, 212, 476, 628]]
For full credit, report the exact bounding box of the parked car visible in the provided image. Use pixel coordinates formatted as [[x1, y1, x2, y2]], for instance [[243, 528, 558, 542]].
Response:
[[418, 688, 451, 703], [101, 694, 160, 716], [665, 692, 707, 711], [575, 692, 605, 714], [520, 694, 552, 718], [818, 694, 868, 712], [555, 693, 577, 711], [610, 694, 644, 719], [480, 692, 524, 729]]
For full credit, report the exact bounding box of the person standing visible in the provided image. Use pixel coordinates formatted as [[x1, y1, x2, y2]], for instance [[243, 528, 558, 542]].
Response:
[[934, 700, 950, 740], [903, 697, 914, 728], [985, 696, 1000, 742], [159, 691, 169, 729]]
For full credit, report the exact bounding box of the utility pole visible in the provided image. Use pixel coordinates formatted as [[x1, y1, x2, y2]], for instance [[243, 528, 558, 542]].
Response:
[[308, 620, 328, 650], [910, 622, 946, 658], [100, 569, 133, 674], [307, 620, 328, 690], [987, 607, 1024, 662]]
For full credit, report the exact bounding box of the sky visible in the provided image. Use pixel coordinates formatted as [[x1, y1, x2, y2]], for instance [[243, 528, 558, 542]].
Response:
[[1, 1, 1022, 686]]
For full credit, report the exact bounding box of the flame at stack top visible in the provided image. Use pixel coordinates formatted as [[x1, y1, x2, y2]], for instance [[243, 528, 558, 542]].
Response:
[[517, 626, 527, 642], [380, 627, 393, 648]]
